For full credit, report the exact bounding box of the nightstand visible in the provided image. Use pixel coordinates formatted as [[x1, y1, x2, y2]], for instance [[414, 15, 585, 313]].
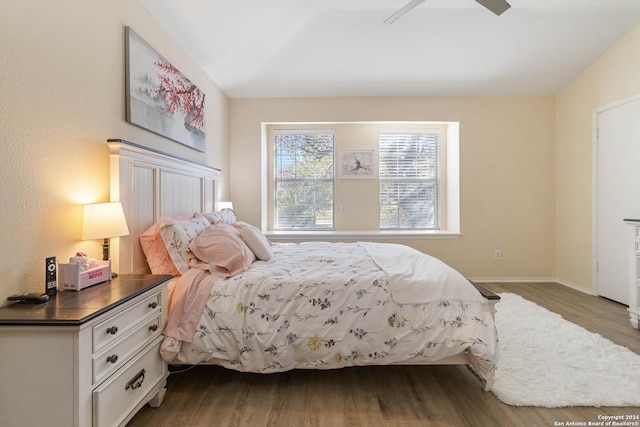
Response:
[[0, 274, 172, 427]]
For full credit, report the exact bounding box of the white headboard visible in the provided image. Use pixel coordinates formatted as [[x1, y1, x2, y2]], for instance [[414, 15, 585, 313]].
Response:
[[108, 139, 221, 274]]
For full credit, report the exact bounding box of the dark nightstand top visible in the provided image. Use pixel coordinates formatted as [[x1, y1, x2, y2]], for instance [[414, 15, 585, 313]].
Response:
[[0, 274, 172, 326]]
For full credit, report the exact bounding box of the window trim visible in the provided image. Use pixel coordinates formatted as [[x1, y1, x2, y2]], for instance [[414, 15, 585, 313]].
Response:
[[261, 121, 460, 239], [264, 229, 462, 242]]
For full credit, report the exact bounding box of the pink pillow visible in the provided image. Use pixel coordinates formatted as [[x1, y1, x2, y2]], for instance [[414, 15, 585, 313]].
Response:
[[139, 219, 182, 276], [188, 223, 256, 277]]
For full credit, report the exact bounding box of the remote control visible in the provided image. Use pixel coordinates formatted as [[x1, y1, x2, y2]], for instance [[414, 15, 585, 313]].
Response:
[[7, 293, 50, 304], [46, 256, 57, 297]]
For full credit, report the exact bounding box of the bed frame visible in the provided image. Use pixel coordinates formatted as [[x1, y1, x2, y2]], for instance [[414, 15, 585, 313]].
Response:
[[107, 139, 497, 391], [108, 139, 220, 275]]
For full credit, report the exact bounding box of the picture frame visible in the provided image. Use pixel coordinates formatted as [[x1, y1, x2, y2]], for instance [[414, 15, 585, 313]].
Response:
[[125, 27, 206, 152], [338, 149, 376, 178]]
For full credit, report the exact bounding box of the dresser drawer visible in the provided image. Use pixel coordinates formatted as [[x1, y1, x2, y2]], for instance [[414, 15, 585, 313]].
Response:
[[92, 314, 161, 384], [92, 291, 162, 352], [93, 336, 165, 427]]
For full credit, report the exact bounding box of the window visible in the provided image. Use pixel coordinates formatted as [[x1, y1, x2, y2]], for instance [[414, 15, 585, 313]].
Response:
[[274, 130, 334, 230], [379, 131, 441, 229], [264, 122, 458, 237]]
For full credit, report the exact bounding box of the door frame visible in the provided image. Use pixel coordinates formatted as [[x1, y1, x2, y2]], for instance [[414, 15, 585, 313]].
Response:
[[592, 92, 640, 300]]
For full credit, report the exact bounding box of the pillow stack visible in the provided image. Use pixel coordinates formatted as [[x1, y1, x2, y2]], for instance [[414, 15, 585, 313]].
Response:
[[140, 209, 273, 277]]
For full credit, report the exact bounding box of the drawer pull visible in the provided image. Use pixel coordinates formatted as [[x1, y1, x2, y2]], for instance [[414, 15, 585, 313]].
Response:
[[106, 354, 119, 364], [148, 302, 158, 309], [125, 369, 146, 391], [106, 326, 118, 335], [149, 324, 158, 332]]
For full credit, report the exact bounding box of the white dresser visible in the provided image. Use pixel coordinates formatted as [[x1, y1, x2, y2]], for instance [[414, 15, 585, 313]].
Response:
[[625, 220, 640, 329], [0, 274, 171, 427]]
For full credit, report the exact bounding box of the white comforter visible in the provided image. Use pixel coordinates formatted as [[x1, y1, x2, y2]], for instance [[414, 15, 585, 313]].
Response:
[[160, 242, 498, 377]]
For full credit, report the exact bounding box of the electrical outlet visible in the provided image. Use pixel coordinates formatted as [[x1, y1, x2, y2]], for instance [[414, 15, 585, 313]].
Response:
[[340, 203, 346, 213], [494, 249, 502, 261]]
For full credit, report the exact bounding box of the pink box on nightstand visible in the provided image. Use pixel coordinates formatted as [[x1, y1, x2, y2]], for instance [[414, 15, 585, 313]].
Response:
[[58, 260, 111, 291]]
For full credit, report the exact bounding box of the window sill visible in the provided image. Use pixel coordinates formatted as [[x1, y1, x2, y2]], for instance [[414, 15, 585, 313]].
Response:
[[264, 230, 462, 242]]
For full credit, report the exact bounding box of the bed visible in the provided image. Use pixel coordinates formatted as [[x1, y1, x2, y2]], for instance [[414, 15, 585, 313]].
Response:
[[108, 139, 499, 391]]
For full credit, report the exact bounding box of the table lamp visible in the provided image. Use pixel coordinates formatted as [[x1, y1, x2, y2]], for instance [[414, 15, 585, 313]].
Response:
[[82, 202, 130, 261]]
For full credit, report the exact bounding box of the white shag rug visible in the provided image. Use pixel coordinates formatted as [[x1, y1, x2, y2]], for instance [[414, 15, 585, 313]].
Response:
[[491, 292, 640, 407]]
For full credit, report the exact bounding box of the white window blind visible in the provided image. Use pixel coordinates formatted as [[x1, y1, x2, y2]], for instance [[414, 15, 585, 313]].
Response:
[[274, 130, 334, 230], [379, 131, 440, 229]]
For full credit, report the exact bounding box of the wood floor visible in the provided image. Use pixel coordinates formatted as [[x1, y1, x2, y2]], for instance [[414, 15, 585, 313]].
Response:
[[128, 283, 640, 427]]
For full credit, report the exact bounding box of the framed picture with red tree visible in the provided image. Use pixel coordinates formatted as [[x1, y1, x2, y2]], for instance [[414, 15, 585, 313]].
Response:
[[125, 27, 206, 152]]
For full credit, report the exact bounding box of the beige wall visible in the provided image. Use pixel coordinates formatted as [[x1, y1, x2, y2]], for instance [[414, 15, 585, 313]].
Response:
[[0, 1, 229, 304], [6, 0, 635, 301], [556, 25, 640, 292], [230, 97, 556, 279]]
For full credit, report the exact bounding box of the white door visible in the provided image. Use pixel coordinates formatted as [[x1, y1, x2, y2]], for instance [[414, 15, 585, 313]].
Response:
[[595, 95, 640, 304]]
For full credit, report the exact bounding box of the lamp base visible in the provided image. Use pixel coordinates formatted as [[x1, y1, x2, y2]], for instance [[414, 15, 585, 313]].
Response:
[[102, 238, 110, 261], [102, 238, 120, 279]]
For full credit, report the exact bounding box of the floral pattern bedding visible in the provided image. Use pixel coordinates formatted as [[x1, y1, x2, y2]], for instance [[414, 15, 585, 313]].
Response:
[[160, 241, 498, 378]]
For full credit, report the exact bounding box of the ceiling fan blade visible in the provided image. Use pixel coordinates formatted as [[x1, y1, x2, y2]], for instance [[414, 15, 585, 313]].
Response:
[[475, 0, 511, 16], [384, 0, 426, 24]]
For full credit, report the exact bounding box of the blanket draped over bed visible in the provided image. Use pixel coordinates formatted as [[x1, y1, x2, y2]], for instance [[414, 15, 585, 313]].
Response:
[[160, 241, 498, 378]]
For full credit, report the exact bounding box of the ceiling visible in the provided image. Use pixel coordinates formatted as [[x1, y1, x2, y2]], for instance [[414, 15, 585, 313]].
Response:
[[140, 0, 640, 99]]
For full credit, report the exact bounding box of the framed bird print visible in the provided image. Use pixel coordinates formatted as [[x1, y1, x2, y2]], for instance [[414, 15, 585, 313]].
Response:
[[339, 149, 376, 178]]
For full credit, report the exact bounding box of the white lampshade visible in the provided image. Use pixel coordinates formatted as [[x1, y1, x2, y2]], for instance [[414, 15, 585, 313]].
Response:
[[82, 202, 130, 240], [217, 201, 234, 210]]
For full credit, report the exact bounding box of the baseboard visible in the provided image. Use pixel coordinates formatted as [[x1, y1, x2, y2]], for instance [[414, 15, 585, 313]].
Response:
[[468, 277, 557, 283], [468, 277, 595, 295], [554, 278, 596, 295]]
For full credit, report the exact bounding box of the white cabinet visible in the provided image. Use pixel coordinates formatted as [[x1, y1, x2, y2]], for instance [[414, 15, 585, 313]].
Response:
[[625, 220, 640, 329], [0, 274, 171, 427]]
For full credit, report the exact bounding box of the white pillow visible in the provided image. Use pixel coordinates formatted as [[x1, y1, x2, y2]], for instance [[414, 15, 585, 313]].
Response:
[[195, 208, 237, 225], [239, 226, 273, 261], [159, 217, 211, 274]]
